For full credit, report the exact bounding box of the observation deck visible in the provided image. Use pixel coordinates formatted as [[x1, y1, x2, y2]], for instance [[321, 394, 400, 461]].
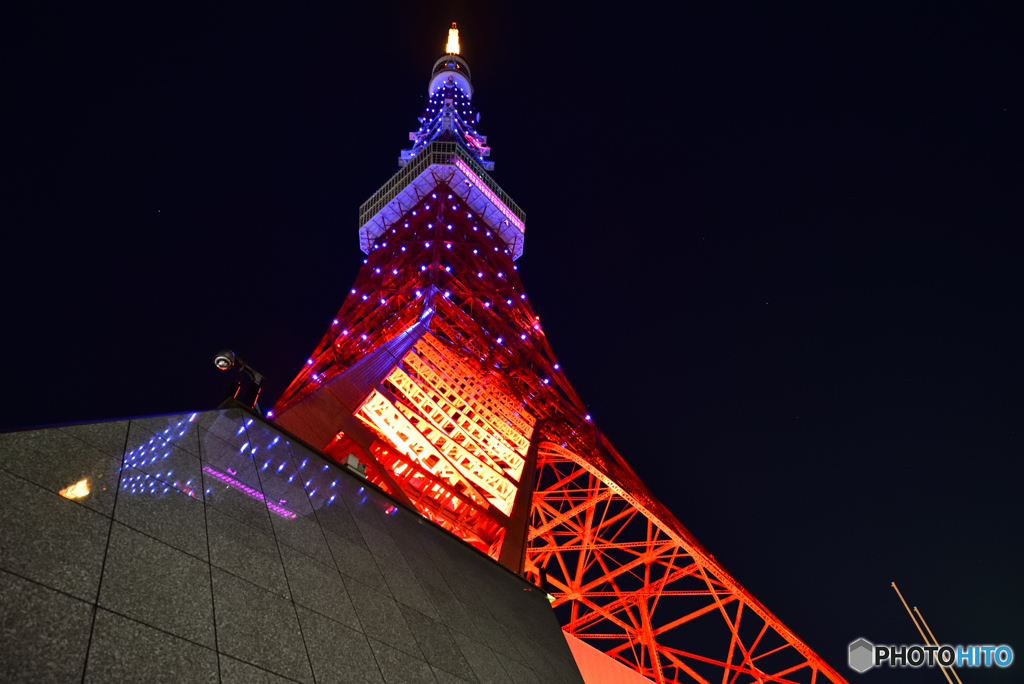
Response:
[[359, 140, 526, 259]]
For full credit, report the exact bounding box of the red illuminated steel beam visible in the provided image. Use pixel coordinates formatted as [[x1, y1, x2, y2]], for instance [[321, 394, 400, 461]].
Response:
[[527, 441, 848, 684], [270, 154, 848, 681]]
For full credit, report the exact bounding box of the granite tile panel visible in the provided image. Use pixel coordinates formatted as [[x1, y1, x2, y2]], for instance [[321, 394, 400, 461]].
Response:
[[0, 427, 122, 517], [324, 529, 390, 595], [118, 458, 203, 501], [199, 442, 274, 535], [320, 460, 372, 503], [245, 419, 296, 454], [368, 638, 438, 684], [344, 574, 422, 658], [520, 651, 561, 684], [463, 607, 523, 663], [98, 523, 215, 647], [196, 408, 246, 442], [200, 419, 258, 463], [503, 630, 562, 683], [361, 523, 438, 617], [59, 419, 129, 458], [387, 516, 449, 588], [0, 568, 93, 683], [283, 440, 361, 500], [431, 667, 476, 684], [244, 420, 302, 502], [420, 579, 476, 638], [279, 437, 323, 461], [248, 446, 293, 479], [347, 487, 392, 533], [472, 590, 548, 660], [315, 496, 367, 548], [128, 413, 202, 457], [359, 519, 410, 566], [84, 608, 218, 683], [269, 507, 334, 567], [541, 645, 587, 684], [536, 647, 585, 684], [417, 532, 472, 583], [207, 506, 289, 598], [279, 544, 359, 630], [400, 604, 478, 682], [114, 466, 207, 560], [211, 567, 313, 683], [0, 469, 110, 601], [402, 544, 447, 590], [442, 582, 485, 624], [453, 631, 514, 684], [0, 413, 585, 684], [382, 507, 429, 545], [122, 433, 203, 503], [295, 606, 384, 684], [399, 545, 449, 593], [477, 572, 542, 627], [444, 577, 487, 622], [381, 562, 439, 619], [219, 654, 304, 684], [494, 651, 542, 684]]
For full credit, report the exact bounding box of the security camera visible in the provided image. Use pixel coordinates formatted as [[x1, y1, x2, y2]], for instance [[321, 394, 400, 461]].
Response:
[[213, 349, 264, 384], [213, 348, 266, 413], [214, 349, 237, 370]]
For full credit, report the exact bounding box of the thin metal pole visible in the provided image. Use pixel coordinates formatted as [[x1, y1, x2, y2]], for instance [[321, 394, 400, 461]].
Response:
[[914, 606, 964, 684], [892, 583, 954, 684]]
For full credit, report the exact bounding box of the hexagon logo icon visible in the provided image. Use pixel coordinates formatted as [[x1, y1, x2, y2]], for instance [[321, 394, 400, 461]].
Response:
[[849, 638, 874, 673]]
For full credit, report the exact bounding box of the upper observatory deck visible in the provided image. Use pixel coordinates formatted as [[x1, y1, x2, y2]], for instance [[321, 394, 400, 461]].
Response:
[[359, 25, 526, 260]]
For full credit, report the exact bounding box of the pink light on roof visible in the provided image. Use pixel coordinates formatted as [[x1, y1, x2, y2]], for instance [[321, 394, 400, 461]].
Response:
[[203, 466, 297, 519], [453, 158, 525, 233]]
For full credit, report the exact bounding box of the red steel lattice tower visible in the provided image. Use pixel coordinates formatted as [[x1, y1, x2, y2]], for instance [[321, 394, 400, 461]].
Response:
[[271, 25, 849, 684]]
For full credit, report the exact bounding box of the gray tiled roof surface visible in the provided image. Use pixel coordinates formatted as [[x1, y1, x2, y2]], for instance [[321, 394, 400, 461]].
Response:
[[0, 409, 583, 684]]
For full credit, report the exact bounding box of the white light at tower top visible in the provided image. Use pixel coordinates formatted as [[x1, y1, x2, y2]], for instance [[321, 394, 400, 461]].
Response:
[[446, 23, 460, 55]]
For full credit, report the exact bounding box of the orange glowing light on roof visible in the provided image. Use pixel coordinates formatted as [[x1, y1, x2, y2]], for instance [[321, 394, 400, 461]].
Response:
[[446, 23, 460, 54], [59, 478, 90, 499]]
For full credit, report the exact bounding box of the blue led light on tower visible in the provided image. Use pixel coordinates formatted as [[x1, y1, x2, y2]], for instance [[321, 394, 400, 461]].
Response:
[[399, 25, 493, 171]]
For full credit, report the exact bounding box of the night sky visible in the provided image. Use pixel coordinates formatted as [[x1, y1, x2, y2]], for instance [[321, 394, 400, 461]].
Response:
[[5, 4, 1021, 681]]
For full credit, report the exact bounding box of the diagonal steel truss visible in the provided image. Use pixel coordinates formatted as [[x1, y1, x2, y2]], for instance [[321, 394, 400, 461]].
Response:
[[529, 441, 847, 684]]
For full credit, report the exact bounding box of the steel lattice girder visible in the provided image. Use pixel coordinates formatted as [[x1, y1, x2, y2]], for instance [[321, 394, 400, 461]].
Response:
[[528, 442, 847, 684], [271, 181, 848, 684]]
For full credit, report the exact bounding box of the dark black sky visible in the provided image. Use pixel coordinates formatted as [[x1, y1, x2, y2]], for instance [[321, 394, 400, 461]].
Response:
[[4, 3, 1021, 681]]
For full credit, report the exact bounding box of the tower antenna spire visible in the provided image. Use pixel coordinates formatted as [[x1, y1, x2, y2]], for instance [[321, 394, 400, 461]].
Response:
[[446, 22, 460, 54]]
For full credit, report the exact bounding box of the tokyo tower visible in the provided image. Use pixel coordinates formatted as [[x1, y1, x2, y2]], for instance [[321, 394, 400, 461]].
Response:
[[271, 24, 848, 684]]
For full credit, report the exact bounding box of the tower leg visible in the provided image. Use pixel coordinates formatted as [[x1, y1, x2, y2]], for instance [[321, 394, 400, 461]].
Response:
[[497, 419, 547, 574]]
